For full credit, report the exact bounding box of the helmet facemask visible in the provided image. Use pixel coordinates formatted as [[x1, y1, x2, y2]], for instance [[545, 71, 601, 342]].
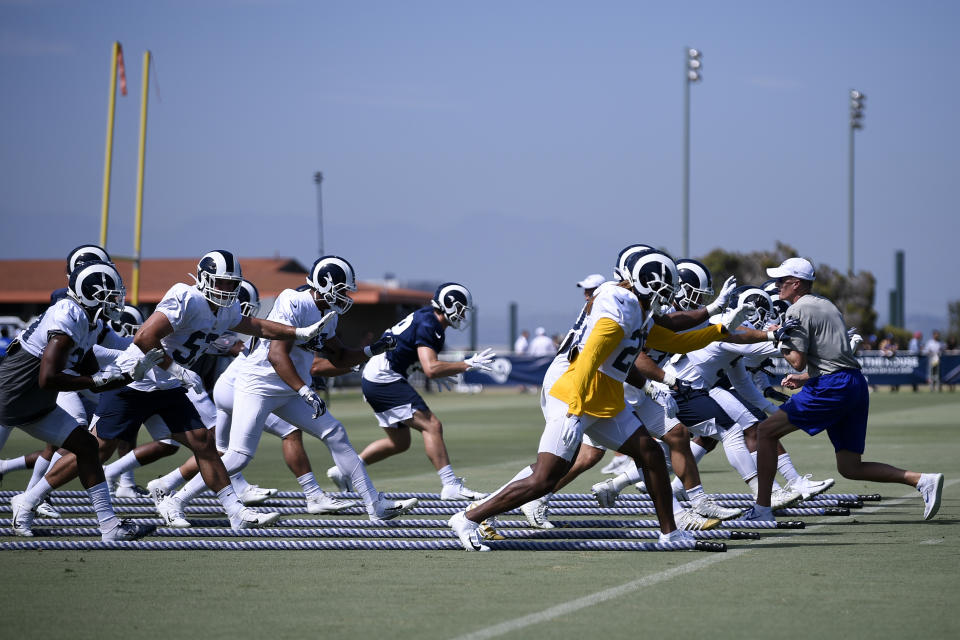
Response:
[[197, 270, 242, 307]]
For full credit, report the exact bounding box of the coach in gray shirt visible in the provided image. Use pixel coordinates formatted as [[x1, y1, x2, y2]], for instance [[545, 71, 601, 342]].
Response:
[[742, 257, 944, 522]]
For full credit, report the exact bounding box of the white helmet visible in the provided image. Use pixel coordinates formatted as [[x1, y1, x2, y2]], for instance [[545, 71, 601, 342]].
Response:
[[614, 243, 653, 281], [675, 258, 714, 311], [237, 279, 261, 318], [68, 260, 126, 321], [195, 250, 243, 308], [432, 282, 473, 330], [728, 285, 774, 328], [621, 249, 678, 316], [66, 244, 112, 275], [96, 304, 145, 337], [307, 256, 357, 314]]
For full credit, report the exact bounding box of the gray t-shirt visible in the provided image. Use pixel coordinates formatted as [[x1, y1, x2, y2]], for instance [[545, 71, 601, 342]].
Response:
[[781, 294, 860, 378]]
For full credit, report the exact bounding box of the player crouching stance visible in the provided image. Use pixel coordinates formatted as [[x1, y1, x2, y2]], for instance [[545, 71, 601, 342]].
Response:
[[21, 250, 332, 532], [158, 256, 418, 525], [1, 261, 163, 539], [449, 249, 754, 550]]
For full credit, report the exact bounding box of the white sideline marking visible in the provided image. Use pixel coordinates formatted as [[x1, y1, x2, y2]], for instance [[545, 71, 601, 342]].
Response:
[[919, 538, 944, 545], [450, 480, 957, 640]]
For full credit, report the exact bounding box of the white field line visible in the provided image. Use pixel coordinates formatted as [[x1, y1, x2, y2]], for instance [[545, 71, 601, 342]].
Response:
[[450, 479, 958, 640]]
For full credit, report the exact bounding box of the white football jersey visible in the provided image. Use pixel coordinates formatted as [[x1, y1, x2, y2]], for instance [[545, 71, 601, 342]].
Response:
[[570, 282, 653, 384], [122, 283, 243, 392], [237, 288, 338, 396], [666, 338, 777, 390], [18, 298, 99, 371]]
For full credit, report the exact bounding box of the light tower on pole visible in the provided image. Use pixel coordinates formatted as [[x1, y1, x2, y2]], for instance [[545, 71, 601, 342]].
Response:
[[314, 171, 324, 256], [848, 90, 865, 274], [682, 48, 702, 258]]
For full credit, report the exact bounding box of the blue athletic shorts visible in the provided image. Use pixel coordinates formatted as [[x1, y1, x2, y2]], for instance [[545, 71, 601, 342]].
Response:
[[674, 389, 736, 430], [781, 368, 868, 454], [361, 378, 430, 423], [94, 387, 205, 443]]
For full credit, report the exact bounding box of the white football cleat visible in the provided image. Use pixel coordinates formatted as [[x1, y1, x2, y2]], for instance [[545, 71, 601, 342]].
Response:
[[36, 500, 62, 519], [102, 518, 157, 541], [440, 478, 488, 501], [691, 496, 744, 520], [239, 484, 278, 506], [370, 497, 418, 522], [115, 484, 149, 499], [326, 465, 354, 492], [591, 478, 621, 508], [231, 507, 281, 530], [674, 508, 721, 531], [771, 486, 803, 510], [306, 493, 356, 514], [146, 478, 167, 510], [918, 473, 944, 520], [9, 494, 36, 537], [786, 474, 835, 501], [449, 511, 490, 551], [659, 529, 696, 543], [519, 497, 554, 529], [157, 496, 191, 528]]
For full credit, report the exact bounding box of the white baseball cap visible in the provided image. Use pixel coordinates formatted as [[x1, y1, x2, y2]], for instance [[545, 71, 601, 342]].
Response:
[[766, 257, 815, 281], [577, 274, 606, 289]]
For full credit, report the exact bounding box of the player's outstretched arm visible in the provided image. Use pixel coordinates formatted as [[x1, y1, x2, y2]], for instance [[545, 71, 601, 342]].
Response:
[[233, 311, 336, 342]]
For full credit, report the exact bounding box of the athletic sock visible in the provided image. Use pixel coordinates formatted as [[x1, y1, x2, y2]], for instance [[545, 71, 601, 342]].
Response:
[[20, 477, 53, 509], [88, 481, 119, 532], [230, 472, 252, 497], [0, 455, 28, 474], [158, 467, 187, 493], [174, 473, 209, 507], [104, 451, 142, 483], [777, 453, 801, 483], [216, 484, 244, 519], [437, 464, 458, 486], [671, 494, 684, 514], [117, 469, 137, 489], [26, 455, 51, 490], [687, 484, 705, 503], [689, 441, 709, 462], [610, 471, 634, 492], [670, 476, 685, 495], [297, 472, 324, 501]]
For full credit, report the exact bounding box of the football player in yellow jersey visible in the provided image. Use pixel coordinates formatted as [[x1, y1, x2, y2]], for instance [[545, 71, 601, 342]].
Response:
[[449, 248, 769, 550]]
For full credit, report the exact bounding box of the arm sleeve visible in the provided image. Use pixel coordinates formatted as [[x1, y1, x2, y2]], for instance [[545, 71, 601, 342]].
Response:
[[727, 361, 778, 414], [560, 317, 624, 415], [646, 323, 725, 354]]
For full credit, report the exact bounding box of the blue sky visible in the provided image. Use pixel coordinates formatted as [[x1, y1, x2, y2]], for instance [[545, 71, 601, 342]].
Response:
[[1, 1, 957, 346]]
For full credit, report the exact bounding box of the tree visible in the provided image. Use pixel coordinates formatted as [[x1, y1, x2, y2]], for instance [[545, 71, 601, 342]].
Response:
[[948, 300, 960, 342], [698, 242, 877, 336]]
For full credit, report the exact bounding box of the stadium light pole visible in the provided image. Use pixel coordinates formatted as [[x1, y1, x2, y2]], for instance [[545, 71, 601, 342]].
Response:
[[682, 48, 702, 258], [314, 171, 324, 256], [848, 90, 865, 274]]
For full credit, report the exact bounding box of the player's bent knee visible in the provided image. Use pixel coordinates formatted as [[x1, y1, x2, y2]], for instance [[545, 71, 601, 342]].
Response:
[[220, 449, 253, 474]]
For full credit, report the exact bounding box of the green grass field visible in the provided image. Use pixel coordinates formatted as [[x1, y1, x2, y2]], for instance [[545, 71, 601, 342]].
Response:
[[1, 389, 958, 640]]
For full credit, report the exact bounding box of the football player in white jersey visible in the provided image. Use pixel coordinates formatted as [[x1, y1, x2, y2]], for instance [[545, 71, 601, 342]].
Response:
[[146, 281, 352, 516], [157, 256, 418, 525], [449, 248, 766, 550], [1, 260, 163, 539], [20, 250, 331, 531]]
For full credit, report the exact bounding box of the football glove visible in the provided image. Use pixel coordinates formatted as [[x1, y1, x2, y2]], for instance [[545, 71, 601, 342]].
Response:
[[167, 361, 204, 393], [769, 318, 801, 345], [295, 311, 337, 342], [464, 348, 496, 372], [706, 276, 738, 315], [363, 332, 397, 358], [721, 302, 756, 333], [298, 384, 326, 419], [643, 380, 678, 419]]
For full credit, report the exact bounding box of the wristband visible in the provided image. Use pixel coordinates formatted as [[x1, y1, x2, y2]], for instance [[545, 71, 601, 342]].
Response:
[[363, 345, 374, 358], [767, 331, 776, 342], [298, 384, 311, 397]]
